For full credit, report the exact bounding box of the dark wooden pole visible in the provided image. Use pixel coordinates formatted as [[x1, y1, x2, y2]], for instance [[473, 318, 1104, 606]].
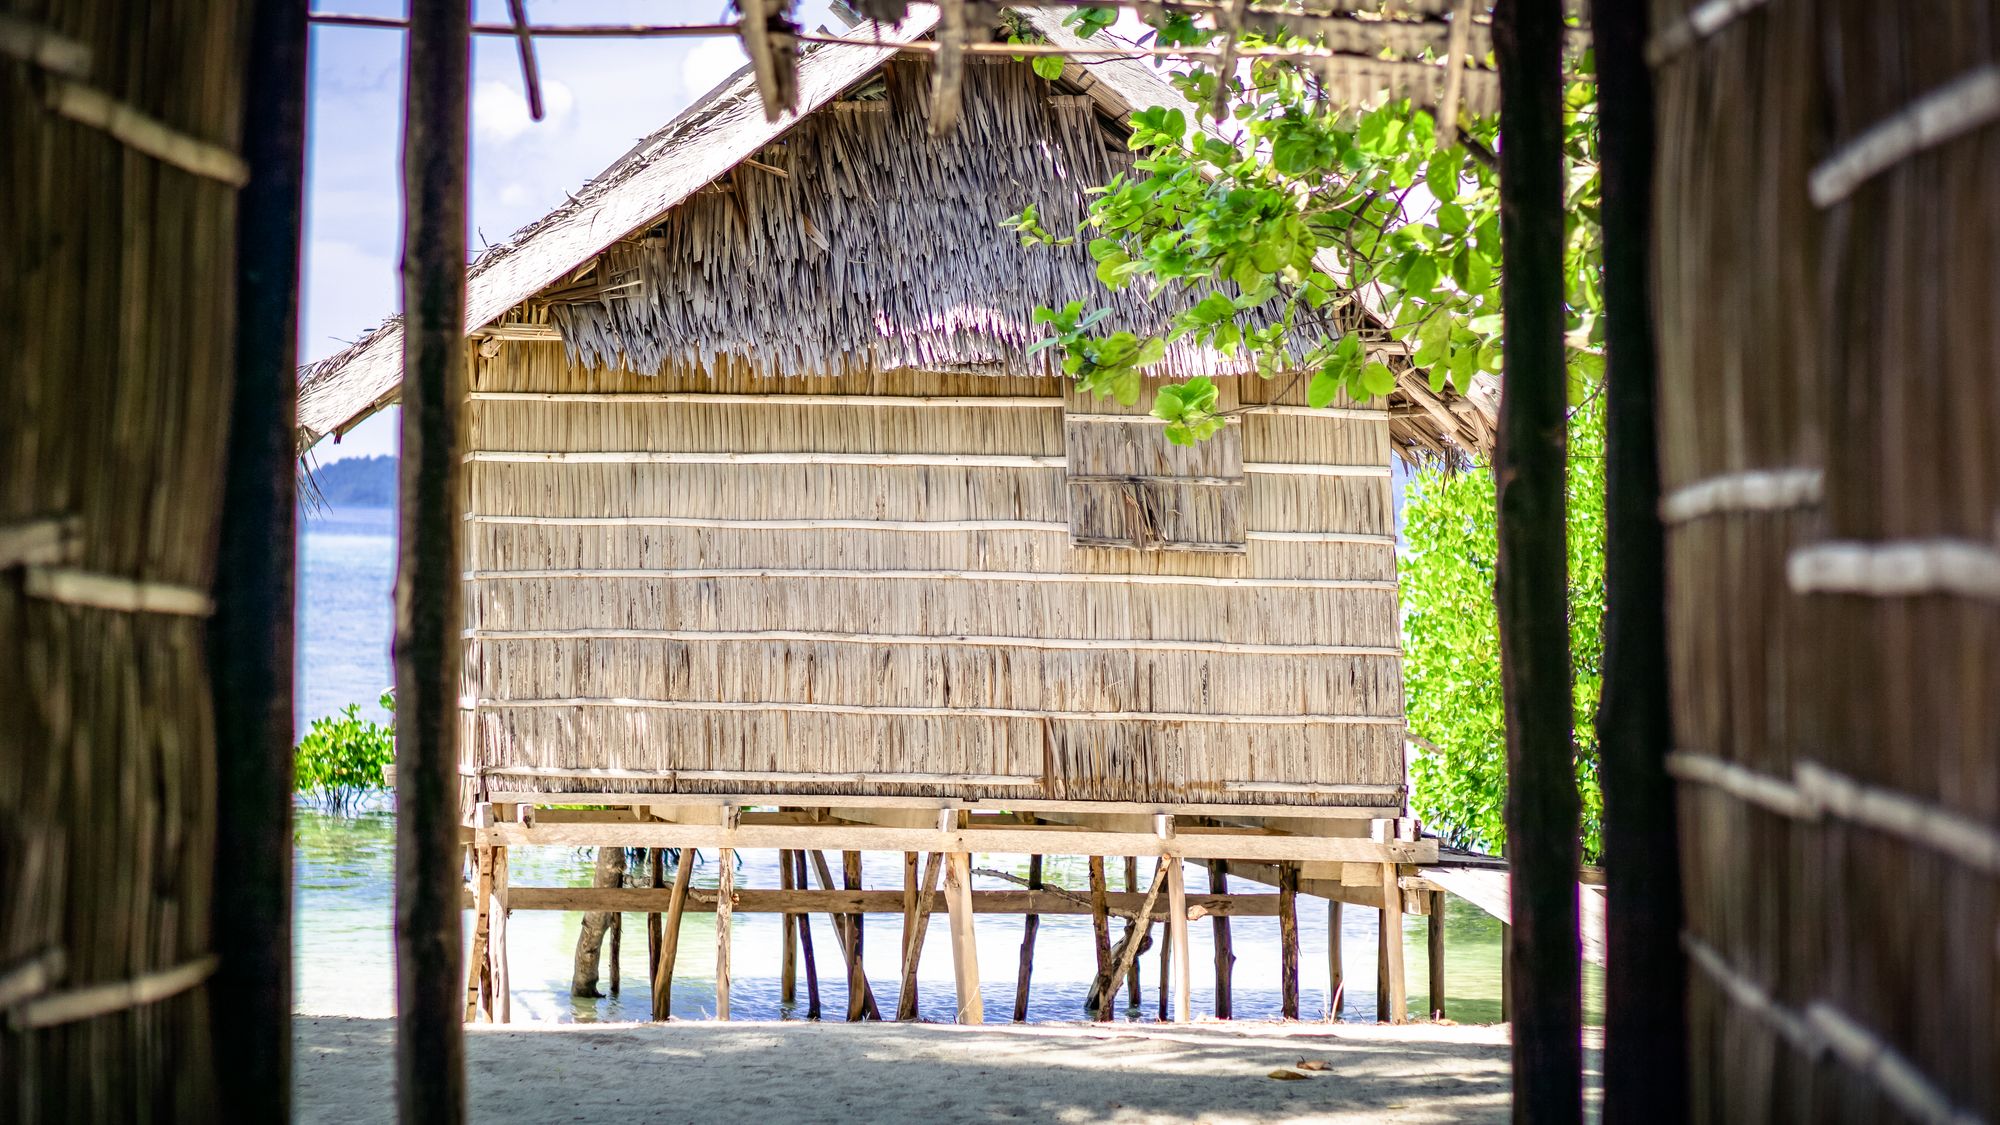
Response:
[[796, 850, 823, 1019], [210, 0, 310, 1117], [1278, 862, 1300, 1019], [394, 0, 471, 1118], [1492, 0, 1582, 1119], [1207, 860, 1234, 1019], [1428, 890, 1447, 1020], [1012, 854, 1042, 1021], [1589, 1, 1687, 1117]]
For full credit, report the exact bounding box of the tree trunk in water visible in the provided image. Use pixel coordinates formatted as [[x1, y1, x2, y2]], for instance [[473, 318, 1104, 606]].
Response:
[[1492, 1, 1583, 1121], [571, 847, 627, 997], [1588, 2, 1687, 1121]]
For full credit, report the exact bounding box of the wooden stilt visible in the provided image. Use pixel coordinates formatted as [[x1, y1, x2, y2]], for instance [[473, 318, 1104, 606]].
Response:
[[648, 848, 665, 991], [1156, 911, 1171, 1021], [808, 850, 880, 1019], [1377, 862, 1406, 1024], [1089, 857, 1167, 1021], [465, 846, 494, 1021], [1428, 889, 1447, 1020], [715, 847, 733, 1020], [1123, 856, 1142, 1009], [779, 849, 797, 1006], [608, 910, 621, 996], [899, 851, 918, 1014], [1207, 859, 1233, 1020], [1279, 861, 1300, 1019], [1088, 856, 1110, 979], [842, 850, 866, 1021], [1012, 853, 1042, 1022], [650, 847, 695, 1020], [1500, 921, 1514, 1023], [794, 850, 822, 1019], [1327, 899, 1345, 1019], [942, 851, 983, 1023], [491, 846, 511, 1024], [1166, 859, 1191, 1024], [897, 852, 943, 1020]]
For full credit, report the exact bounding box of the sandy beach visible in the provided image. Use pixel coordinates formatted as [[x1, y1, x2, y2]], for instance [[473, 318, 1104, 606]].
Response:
[[297, 1016, 1599, 1124]]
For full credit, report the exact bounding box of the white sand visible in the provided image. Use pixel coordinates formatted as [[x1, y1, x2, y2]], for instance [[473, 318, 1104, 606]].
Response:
[[297, 1016, 1599, 1123]]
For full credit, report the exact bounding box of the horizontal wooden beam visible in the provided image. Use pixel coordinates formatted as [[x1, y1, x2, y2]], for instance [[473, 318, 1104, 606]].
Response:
[[466, 697, 1404, 728], [462, 566, 1398, 592], [464, 626, 1401, 658], [486, 886, 1286, 918], [483, 790, 1402, 821], [482, 820, 1437, 864]]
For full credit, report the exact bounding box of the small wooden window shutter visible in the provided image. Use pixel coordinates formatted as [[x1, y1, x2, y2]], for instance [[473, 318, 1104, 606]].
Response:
[[1062, 385, 1247, 553]]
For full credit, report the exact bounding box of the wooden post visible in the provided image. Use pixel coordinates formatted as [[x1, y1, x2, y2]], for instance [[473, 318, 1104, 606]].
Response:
[[1327, 899, 1345, 1019], [779, 849, 797, 1006], [1493, 0, 1584, 1118], [1122, 856, 1142, 1009], [1156, 913, 1171, 1021], [210, 0, 309, 1113], [1208, 860, 1234, 1019], [1088, 856, 1111, 979], [1166, 860, 1191, 1024], [1501, 921, 1514, 1023], [1012, 854, 1043, 1022], [1377, 863, 1405, 1024], [490, 847, 511, 1024], [608, 911, 621, 996], [648, 847, 666, 991], [809, 850, 880, 1019], [651, 848, 695, 1020], [899, 851, 918, 1014], [1428, 890, 1447, 1020], [897, 852, 943, 1020], [1589, 0, 1686, 1118], [842, 850, 866, 1021], [393, 0, 471, 1117], [464, 847, 494, 1021], [942, 852, 983, 1023], [1278, 862, 1300, 1019], [794, 850, 822, 1019], [715, 848, 733, 1020]]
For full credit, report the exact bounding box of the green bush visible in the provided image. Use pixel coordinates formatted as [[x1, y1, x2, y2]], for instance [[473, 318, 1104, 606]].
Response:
[[1402, 398, 1605, 863], [295, 690, 395, 814]]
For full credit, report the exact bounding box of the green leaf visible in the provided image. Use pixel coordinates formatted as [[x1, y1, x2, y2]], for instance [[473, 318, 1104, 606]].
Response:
[[1032, 54, 1065, 80], [1132, 336, 1168, 367], [1426, 148, 1462, 202], [1361, 361, 1397, 397], [1307, 367, 1340, 409]]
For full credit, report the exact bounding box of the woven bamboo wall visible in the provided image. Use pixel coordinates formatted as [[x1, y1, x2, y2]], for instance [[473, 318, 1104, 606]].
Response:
[[0, 0, 248, 1117], [461, 345, 1405, 807], [1653, 1, 1997, 1119]]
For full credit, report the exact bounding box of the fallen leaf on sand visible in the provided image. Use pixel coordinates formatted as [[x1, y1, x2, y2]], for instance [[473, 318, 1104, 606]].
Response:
[[1296, 1059, 1331, 1072], [1268, 1069, 1309, 1081]]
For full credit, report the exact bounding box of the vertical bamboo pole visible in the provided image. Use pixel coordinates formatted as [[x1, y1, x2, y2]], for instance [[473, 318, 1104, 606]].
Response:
[[794, 851, 822, 1019], [1493, 0, 1583, 1117], [1428, 890, 1447, 1020], [1207, 860, 1234, 1019], [1088, 856, 1111, 980], [842, 851, 866, 1021], [1327, 899, 1345, 1019], [651, 849, 695, 1020], [1377, 863, 1405, 1024], [1166, 860, 1191, 1024], [896, 852, 942, 1020], [779, 850, 797, 1006], [1589, 0, 1686, 1117], [1278, 862, 1300, 1019], [715, 848, 733, 1020], [394, 0, 471, 1114], [1122, 857, 1141, 1009], [943, 852, 983, 1024], [210, 0, 308, 1114], [1012, 854, 1042, 1022]]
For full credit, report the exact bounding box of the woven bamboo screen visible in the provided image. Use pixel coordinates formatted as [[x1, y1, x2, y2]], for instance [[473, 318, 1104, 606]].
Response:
[[459, 349, 1406, 808], [1652, 1, 1998, 1119], [0, 0, 249, 1117]]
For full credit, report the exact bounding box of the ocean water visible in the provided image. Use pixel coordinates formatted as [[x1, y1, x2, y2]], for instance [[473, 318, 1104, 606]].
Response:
[[295, 505, 1545, 1024]]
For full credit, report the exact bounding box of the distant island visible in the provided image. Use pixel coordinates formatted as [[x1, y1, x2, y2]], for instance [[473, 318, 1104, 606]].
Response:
[[308, 454, 396, 508]]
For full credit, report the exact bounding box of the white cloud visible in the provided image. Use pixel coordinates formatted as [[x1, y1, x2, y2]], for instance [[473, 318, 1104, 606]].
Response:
[[682, 38, 746, 101], [473, 77, 576, 144]]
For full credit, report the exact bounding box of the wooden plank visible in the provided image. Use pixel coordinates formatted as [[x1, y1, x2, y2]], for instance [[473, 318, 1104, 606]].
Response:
[[943, 853, 983, 1023], [1378, 862, 1406, 1024]]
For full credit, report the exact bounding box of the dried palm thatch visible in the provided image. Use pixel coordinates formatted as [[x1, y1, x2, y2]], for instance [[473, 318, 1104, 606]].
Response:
[[296, 6, 1497, 462], [1653, 0, 1998, 1119], [0, 0, 249, 1117]]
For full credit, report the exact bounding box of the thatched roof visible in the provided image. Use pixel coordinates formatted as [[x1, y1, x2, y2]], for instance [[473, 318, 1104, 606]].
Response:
[[296, 7, 1496, 460]]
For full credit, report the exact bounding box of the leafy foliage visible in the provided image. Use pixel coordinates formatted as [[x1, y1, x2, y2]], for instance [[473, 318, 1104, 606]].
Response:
[[1402, 399, 1606, 862], [295, 690, 395, 815]]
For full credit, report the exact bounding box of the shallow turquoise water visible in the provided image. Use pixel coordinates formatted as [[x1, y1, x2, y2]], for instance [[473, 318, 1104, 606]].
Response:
[[294, 505, 1590, 1025]]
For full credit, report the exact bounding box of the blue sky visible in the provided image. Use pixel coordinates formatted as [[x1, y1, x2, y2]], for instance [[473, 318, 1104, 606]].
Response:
[[304, 1, 840, 461]]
